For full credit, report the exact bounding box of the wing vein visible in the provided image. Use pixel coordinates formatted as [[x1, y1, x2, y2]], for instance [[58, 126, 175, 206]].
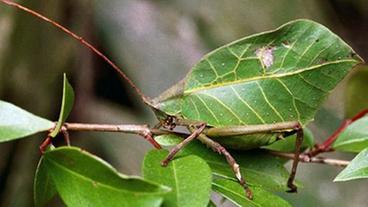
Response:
[[255, 82, 285, 122], [230, 86, 266, 124]]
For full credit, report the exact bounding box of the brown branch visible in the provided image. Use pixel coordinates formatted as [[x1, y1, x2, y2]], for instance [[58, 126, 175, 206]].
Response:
[[269, 151, 350, 167]]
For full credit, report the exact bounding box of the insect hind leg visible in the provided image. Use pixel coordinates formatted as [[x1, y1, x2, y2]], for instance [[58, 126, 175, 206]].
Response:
[[197, 133, 253, 199], [285, 122, 303, 192]]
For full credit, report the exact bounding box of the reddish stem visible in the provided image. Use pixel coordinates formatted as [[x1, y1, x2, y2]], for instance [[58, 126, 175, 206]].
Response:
[[39, 137, 52, 153], [308, 109, 368, 157]]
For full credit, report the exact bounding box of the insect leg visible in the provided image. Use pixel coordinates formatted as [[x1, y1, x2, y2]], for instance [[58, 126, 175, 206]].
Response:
[[204, 121, 304, 193], [61, 125, 71, 146], [286, 122, 303, 192], [161, 123, 206, 166], [197, 133, 253, 200]]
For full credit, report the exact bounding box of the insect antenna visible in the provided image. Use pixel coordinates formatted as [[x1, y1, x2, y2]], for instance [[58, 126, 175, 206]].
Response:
[[0, 0, 151, 105]]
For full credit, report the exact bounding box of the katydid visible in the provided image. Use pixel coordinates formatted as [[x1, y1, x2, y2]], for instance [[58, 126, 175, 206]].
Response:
[[2, 0, 363, 200], [147, 19, 362, 198]]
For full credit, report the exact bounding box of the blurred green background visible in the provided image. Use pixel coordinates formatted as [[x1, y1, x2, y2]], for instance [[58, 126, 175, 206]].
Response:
[[0, 0, 367, 206]]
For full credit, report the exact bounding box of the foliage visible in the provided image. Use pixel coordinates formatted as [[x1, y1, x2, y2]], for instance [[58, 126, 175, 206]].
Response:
[[333, 117, 368, 153], [143, 150, 212, 207], [212, 179, 291, 207], [35, 147, 169, 207], [49, 73, 75, 137], [0, 100, 53, 142], [0, 17, 367, 207], [334, 148, 368, 182]]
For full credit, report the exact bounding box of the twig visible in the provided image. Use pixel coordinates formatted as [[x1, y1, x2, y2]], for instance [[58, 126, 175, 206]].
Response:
[[269, 151, 350, 167]]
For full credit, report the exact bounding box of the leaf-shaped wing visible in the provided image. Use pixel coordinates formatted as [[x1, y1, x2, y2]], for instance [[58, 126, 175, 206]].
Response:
[[155, 19, 363, 127]]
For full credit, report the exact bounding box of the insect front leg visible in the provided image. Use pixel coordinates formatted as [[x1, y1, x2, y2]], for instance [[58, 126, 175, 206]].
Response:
[[161, 122, 206, 166]]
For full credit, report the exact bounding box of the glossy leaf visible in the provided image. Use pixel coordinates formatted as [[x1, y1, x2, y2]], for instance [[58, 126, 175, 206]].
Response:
[[213, 179, 291, 207], [263, 127, 314, 152], [333, 117, 368, 152], [143, 150, 212, 207], [50, 73, 75, 137], [0, 101, 53, 142], [334, 148, 368, 182], [34, 156, 57, 207], [153, 19, 362, 149], [43, 146, 169, 207]]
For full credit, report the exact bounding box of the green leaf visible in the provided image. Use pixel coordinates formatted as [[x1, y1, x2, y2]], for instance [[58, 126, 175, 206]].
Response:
[[333, 117, 368, 152], [334, 148, 368, 182], [155, 134, 183, 147], [43, 146, 169, 207], [263, 127, 314, 152], [345, 65, 368, 117], [34, 156, 57, 207], [180, 141, 291, 192], [153, 19, 363, 149], [152, 136, 292, 191], [50, 73, 75, 137], [143, 150, 212, 207], [213, 179, 291, 207], [0, 101, 53, 142]]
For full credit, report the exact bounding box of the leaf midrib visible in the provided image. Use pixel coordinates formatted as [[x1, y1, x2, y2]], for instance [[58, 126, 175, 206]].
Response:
[[184, 59, 358, 94], [172, 160, 180, 206], [205, 159, 286, 188], [213, 182, 259, 207], [334, 136, 368, 147], [335, 167, 368, 181]]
